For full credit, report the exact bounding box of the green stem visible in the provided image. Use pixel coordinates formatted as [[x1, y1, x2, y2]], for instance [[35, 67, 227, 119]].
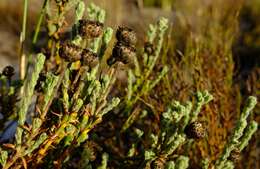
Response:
[[33, 0, 49, 44], [21, 0, 28, 44], [19, 0, 28, 79]]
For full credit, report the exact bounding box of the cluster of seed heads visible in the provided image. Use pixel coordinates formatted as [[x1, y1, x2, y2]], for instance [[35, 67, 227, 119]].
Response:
[[107, 26, 137, 66], [57, 19, 104, 66], [78, 19, 104, 39], [59, 42, 98, 67], [184, 121, 206, 139]]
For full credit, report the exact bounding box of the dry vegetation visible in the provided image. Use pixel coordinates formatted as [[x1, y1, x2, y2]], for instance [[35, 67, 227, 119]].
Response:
[[0, 0, 259, 169]]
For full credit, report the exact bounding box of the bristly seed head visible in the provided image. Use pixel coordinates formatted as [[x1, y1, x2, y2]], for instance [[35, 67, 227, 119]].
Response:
[[59, 42, 82, 62], [184, 121, 206, 139], [81, 49, 99, 67], [78, 19, 104, 38], [107, 42, 136, 66], [116, 26, 137, 46], [2, 66, 15, 77]]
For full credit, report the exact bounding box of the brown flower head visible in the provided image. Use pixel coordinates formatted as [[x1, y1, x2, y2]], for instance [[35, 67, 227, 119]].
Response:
[[59, 42, 82, 62], [81, 49, 99, 67], [78, 19, 104, 39], [107, 42, 136, 66], [116, 26, 137, 46]]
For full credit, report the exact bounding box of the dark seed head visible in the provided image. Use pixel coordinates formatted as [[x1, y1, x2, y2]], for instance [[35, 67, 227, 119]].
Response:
[[78, 20, 104, 38], [59, 42, 82, 62], [184, 121, 206, 139], [228, 148, 241, 163], [144, 42, 155, 55], [2, 66, 15, 77], [81, 49, 99, 67], [113, 42, 136, 63], [116, 26, 137, 45], [107, 42, 136, 66]]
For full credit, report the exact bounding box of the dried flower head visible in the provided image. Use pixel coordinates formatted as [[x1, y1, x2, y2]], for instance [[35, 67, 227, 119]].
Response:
[[59, 42, 82, 62], [116, 26, 137, 45], [2, 66, 15, 77], [228, 148, 241, 163], [184, 121, 206, 139], [81, 49, 99, 67], [144, 42, 155, 55], [107, 42, 136, 66], [78, 19, 104, 38]]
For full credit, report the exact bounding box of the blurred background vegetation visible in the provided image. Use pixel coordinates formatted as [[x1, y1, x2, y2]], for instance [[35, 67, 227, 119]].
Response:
[[0, 0, 259, 168]]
